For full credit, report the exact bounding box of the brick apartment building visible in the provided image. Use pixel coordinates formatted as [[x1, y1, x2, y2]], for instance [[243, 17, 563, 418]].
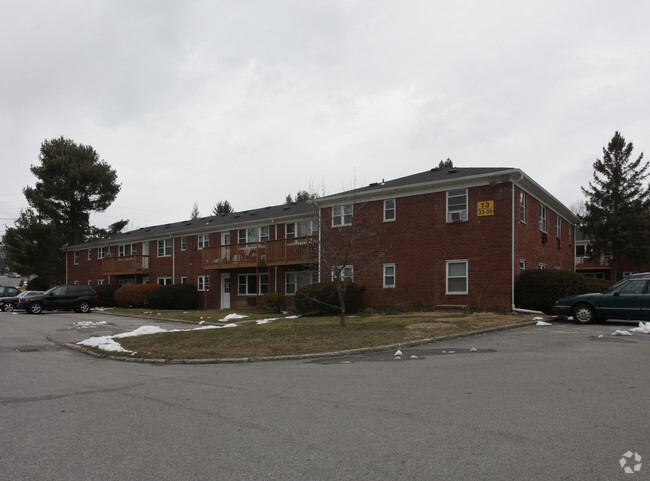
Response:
[[65, 167, 578, 312]]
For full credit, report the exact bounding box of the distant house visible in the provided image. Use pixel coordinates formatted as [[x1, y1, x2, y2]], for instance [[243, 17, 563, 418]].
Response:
[[575, 230, 648, 281], [65, 167, 578, 312]]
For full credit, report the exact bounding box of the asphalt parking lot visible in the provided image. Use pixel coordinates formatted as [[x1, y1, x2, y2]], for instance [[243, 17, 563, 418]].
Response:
[[1, 310, 648, 481]]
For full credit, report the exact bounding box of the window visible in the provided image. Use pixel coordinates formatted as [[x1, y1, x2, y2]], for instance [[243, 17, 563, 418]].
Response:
[[285, 271, 319, 295], [384, 199, 396, 222], [157, 277, 172, 286], [157, 239, 172, 257], [87, 280, 92, 286], [238, 273, 268, 295], [73, 280, 79, 286], [519, 192, 526, 223], [556, 216, 562, 239], [97, 279, 105, 286], [539, 205, 547, 232], [576, 244, 586, 256], [383, 264, 396, 288], [88, 249, 92, 261], [539, 263, 548, 270], [98, 247, 105, 259], [119, 244, 137, 257], [181, 237, 187, 251], [332, 266, 354, 282], [446, 261, 468, 294], [198, 234, 209, 249], [332, 204, 353, 227], [238, 226, 269, 243], [74, 251, 79, 265], [180, 276, 187, 284], [198, 275, 210, 292], [520, 260, 526, 271], [286, 220, 318, 238], [447, 189, 468, 222]]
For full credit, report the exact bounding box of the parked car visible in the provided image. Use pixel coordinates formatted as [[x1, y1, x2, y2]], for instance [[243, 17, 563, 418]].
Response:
[[1, 290, 43, 312], [6, 272, 21, 279], [17, 285, 99, 314], [553, 273, 650, 324], [0, 285, 22, 312]]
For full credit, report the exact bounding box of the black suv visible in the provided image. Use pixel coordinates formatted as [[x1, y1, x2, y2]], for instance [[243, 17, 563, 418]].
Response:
[[17, 285, 99, 314]]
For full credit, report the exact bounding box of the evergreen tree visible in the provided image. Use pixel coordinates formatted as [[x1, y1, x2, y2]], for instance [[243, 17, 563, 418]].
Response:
[[581, 131, 650, 278], [212, 200, 234, 216], [285, 190, 317, 204], [190, 202, 200, 220], [438, 158, 454, 168]]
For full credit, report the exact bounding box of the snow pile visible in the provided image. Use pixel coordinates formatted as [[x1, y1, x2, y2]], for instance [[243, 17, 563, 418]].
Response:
[[536, 320, 552, 326], [219, 313, 248, 322], [78, 336, 133, 353], [71, 320, 107, 329], [630, 322, 650, 334], [611, 330, 632, 336]]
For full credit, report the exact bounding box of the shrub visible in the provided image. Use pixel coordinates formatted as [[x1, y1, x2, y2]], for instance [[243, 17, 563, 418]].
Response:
[[114, 284, 161, 308], [584, 278, 614, 293], [262, 293, 288, 313], [26, 277, 51, 291], [94, 285, 120, 307], [147, 284, 198, 310], [295, 282, 363, 315], [515, 269, 587, 314]]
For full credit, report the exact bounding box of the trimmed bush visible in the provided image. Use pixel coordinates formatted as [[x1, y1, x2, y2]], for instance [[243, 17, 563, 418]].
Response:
[[114, 284, 161, 308], [146, 284, 198, 310], [295, 282, 363, 315], [515, 269, 587, 314], [94, 285, 120, 307], [262, 293, 288, 313]]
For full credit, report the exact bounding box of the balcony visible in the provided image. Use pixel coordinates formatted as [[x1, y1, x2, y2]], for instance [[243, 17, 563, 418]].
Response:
[[202, 236, 316, 270], [102, 255, 150, 275]]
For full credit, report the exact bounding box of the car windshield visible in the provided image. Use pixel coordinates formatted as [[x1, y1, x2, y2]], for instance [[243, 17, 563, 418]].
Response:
[[18, 291, 42, 298]]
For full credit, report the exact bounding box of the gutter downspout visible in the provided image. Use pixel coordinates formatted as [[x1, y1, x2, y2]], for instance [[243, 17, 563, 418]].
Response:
[[511, 172, 524, 311]]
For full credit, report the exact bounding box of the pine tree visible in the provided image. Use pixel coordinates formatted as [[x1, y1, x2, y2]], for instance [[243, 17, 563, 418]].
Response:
[[212, 200, 234, 216], [581, 132, 650, 279]]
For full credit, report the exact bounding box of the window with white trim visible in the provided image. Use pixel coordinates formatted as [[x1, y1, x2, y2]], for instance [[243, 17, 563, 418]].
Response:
[[73, 280, 79, 285], [180, 276, 187, 284], [198, 275, 210, 291], [198, 234, 209, 249], [88, 249, 92, 261], [447, 189, 468, 223], [98, 247, 105, 259], [238, 226, 269, 244], [556, 216, 562, 239], [97, 279, 105, 286], [332, 204, 353, 227], [157, 239, 172, 257], [384, 199, 396, 222], [157, 277, 172, 286], [383, 264, 396, 288], [519, 192, 526, 223], [74, 251, 79, 265], [180, 237, 187, 251], [238, 273, 268, 295], [286, 220, 318, 238], [519, 260, 526, 271], [119, 243, 137, 257], [285, 271, 319, 295], [539, 205, 547, 232], [87, 280, 92, 286], [539, 263, 548, 270], [332, 266, 354, 282], [446, 260, 468, 294]]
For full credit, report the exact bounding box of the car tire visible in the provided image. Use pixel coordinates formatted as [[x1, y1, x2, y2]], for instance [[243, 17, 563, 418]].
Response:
[[3, 303, 14, 312], [572, 303, 596, 324], [28, 302, 43, 315], [76, 302, 91, 313]]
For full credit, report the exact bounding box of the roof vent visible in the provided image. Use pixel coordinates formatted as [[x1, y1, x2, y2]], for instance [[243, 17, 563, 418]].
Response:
[[369, 182, 379, 187], [164, 224, 171, 229], [448, 169, 458, 174], [250, 212, 257, 216], [234, 214, 240, 218]]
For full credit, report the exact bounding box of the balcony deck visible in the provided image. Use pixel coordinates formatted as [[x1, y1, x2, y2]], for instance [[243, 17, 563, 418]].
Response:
[[102, 255, 150, 276], [202, 237, 316, 270]]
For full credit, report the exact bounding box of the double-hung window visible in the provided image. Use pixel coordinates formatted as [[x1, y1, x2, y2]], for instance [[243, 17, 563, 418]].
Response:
[[519, 192, 526, 223], [119, 243, 137, 257], [98, 247, 105, 259], [285, 271, 319, 295], [332, 204, 353, 227], [197, 234, 209, 249], [198, 275, 210, 291], [238, 273, 269, 295], [383, 264, 396, 288], [87, 249, 92, 261], [74, 251, 79, 265], [539, 205, 547, 232], [180, 237, 187, 251], [238, 226, 269, 244], [157, 239, 172, 257], [446, 260, 468, 295], [286, 220, 318, 238], [157, 277, 172, 286], [384, 199, 396, 222], [447, 189, 468, 222], [332, 266, 354, 282], [556, 216, 562, 239]]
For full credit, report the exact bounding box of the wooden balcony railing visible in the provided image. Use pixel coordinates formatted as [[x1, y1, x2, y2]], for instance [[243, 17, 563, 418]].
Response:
[[102, 255, 150, 275], [575, 255, 612, 270], [202, 236, 317, 270], [202, 242, 266, 269], [266, 236, 317, 266]]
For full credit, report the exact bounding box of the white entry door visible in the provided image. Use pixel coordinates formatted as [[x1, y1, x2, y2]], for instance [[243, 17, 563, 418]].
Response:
[[221, 273, 230, 309]]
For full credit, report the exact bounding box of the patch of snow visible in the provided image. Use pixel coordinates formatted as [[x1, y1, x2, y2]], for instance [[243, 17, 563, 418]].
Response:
[[533, 316, 545, 320], [394, 349, 403, 356], [410, 355, 418, 359], [536, 321, 552, 326], [220, 313, 248, 322], [114, 326, 168, 338], [72, 320, 107, 329], [256, 318, 277, 325], [611, 330, 632, 336], [630, 322, 650, 334], [469, 347, 478, 352], [78, 336, 134, 353]]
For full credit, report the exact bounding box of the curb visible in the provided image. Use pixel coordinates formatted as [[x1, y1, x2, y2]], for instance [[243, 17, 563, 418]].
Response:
[[63, 320, 537, 364]]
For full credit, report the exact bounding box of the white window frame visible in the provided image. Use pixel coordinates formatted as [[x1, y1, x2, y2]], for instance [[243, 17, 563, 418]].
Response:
[[97, 279, 105, 286], [157, 239, 172, 257], [97, 247, 105, 260], [519, 192, 526, 223], [539, 205, 547, 232], [556, 216, 562, 239], [87, 280, 92, 286], [119, 243, 137, 257], [285, 271, 319, 295], [446, 260, 468, 295], [88, 249, 92, 261], [157, 277, 172, 286], [383, 263, 396, 288], [332, 204, 353, 227], [332, 265, 354, 283], [237, 273, 269, 295], [539, 263, 548, 270], [74, 251, 79, 265], [197, 234, 209, 250], [238, 226, 269, 244], [384, 199, 396, 222], [286, 220, 318, 238], [198, 275, 210, 292], [180, 237, 187, 251], [519, 260, 526, 271], [446, 189, 468, 223]]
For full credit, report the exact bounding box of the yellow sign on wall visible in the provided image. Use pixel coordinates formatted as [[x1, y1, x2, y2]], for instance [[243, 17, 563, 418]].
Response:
[[477, 201, 494, 216]]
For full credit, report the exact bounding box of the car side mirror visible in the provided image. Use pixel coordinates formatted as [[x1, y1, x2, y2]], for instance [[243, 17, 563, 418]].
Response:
[[612, 291, 620, 296]]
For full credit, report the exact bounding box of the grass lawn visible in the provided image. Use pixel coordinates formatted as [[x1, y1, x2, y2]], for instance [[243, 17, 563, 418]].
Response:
[[97, 309, 540, 360]]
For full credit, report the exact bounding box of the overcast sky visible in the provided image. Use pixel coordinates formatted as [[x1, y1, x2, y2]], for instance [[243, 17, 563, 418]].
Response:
[[2, 0, 649, 234]]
